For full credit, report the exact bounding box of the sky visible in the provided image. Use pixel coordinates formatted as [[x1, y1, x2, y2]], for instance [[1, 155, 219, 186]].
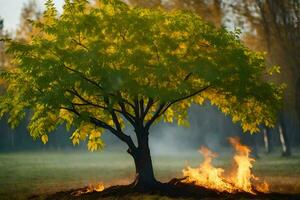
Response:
[[0, 0, 64, 31], [0, 0, 236, 32]]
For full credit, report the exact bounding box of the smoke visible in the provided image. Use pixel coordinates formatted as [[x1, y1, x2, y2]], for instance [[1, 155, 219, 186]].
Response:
[[149, 104, 241, 156]]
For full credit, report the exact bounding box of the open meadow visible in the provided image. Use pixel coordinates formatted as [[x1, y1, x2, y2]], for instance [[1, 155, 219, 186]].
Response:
[[0, 149, 300, 200], [1, 0, 300, 200]]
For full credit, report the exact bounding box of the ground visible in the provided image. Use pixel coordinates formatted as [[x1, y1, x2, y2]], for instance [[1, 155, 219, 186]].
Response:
[[0, 148, 300, 200]]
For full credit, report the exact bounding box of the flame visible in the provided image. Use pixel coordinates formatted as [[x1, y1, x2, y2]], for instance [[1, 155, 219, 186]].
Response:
[[71, 182, 105, 196], [183, 147, 235, 193], [182, 137, 269, 194], [229, 137, 255, 192], [88, 182, 105, 192]]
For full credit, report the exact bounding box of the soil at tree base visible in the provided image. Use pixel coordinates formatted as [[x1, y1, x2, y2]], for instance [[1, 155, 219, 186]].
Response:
[[30, 178, 300, 200]]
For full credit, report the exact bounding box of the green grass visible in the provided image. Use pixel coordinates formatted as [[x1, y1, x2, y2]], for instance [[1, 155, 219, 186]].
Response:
[[0, 149, 300, 200]]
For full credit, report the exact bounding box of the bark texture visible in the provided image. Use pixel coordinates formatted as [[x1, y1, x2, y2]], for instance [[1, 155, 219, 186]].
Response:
[[129, 128, 158, 190]]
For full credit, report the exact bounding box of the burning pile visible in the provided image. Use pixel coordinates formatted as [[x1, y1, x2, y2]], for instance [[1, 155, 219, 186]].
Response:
[[182, 137, 269, 194], [71, 182, 105, 196]]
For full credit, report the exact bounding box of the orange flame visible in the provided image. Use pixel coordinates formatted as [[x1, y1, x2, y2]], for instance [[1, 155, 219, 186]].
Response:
[[183, 147, 235, 192], [88, 182, 105, 192], [71, 182, 105, 196], [182, 137, 269, 194]]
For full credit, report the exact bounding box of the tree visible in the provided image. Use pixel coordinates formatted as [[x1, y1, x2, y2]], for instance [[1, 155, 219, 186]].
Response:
[[128, 0, 223, 27], [127, 0, 162, 8], [0, 18, 4, 70], [168, 0, 223, 27], [231, 0, 300, 152], [0, 0, 282, 189], [0, 1, 42, 151], [262, 126, 273, 154], [16, 0, 41, 41]]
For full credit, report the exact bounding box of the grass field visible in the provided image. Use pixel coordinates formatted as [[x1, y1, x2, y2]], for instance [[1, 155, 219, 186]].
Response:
[[0, 149, 300, 200]]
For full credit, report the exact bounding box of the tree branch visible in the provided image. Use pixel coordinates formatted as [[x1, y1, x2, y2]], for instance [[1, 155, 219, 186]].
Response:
[[59, 106, 79, 116], [145, 85, 211, 130], [90, 117, 136, 151], [63, 65, 103, 90], [153, 43, 160, 63], [71, 38, 89, 51], [141, 98, 154, 120], [162, 85, 211, 114], [134, 98, 140, 120], [49, 48, 103, 90], [60, 105, 136, 152], [184, 72, 193, 81], [145, 103, 166, 131], [118, 102, 136, 126], [103, 97, 122, 133], [139, 99, 144, 117], [66, 88, 128, 117], [66, 88, 104, 109], [111, 111, 122, 132]]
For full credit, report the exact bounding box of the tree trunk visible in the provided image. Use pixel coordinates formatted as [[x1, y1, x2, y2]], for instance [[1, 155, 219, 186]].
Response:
[[263, 127, 273, 154], [130, 129, 158, 190], [278, 123, 291, 157], [296, 79, 300, 135], [251, 139, 259, 159], [278, 114, 291, 157]]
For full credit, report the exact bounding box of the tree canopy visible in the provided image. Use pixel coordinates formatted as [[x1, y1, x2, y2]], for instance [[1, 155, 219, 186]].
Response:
[[0, 0, 282, 151]]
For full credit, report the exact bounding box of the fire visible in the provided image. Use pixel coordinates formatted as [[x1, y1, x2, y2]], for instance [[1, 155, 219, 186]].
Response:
[[183, 147, 235, 193], [89, 182, 105, 192], [229, 137, 255, 192], [182, 137, 269, 194], [71, 182, 105, 196]]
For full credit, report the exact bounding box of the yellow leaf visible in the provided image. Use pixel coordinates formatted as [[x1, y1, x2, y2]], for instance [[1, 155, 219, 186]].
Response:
[[72, 137, 80, 145], [108, 119, 114, 126], [41, 135, 48, 144], [194, 95, 205, 105], [164, 108, 174, 123], [90, 129, 101, 139]]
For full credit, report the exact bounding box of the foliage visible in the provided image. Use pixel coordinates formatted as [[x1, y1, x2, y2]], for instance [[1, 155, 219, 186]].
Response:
[[231, 0, 300, 129], [0, 0, 282, 151], [16, 0, 41, 41]]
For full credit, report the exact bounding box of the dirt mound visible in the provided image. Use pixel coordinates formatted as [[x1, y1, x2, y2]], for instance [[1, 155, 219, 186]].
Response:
[[34, 179, 300, 200]]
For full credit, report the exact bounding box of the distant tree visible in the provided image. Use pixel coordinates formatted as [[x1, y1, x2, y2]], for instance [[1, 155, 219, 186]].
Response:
[[0, 17, 10, 70], [0, 0, 282, 189], [16, 0, 41, 41], [127, 0, 162, 8], [262, 126, 273, 154], [128, 0, 223, 27], [0, 18, 17, 150], [231, 0, 300, 153], [0, 1, 42, 151], [297, 79, 300, 132], [168, 0, 223, 27], [0, 17, 5, 69]]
